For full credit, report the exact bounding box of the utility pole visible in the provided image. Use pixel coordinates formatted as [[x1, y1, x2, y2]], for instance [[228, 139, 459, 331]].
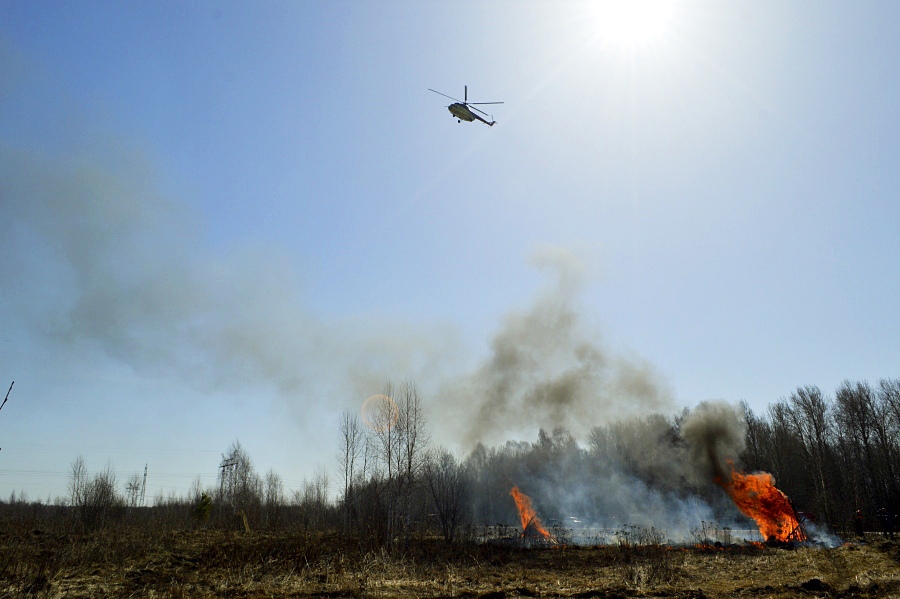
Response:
[[140, 464, 147, 506], [219, 454, 237, 508]]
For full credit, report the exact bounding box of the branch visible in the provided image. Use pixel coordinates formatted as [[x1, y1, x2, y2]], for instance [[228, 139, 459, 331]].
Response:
[[0, 381, 12, 412]]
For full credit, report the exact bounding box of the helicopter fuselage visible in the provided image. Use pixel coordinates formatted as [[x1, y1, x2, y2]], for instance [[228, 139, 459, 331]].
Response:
[[448, 103, 495, 126], [449, 103, 476, 122]]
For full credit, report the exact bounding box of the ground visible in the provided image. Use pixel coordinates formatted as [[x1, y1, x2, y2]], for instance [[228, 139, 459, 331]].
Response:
[[2, 527, 899, 598]]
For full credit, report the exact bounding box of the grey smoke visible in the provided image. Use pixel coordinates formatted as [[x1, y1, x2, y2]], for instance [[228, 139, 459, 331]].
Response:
[[445, 245, 673, 446], [0, 144, 453, 408], [0, 141, 672, 442]]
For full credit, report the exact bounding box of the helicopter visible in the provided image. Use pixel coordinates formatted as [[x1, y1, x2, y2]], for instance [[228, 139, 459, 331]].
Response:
[[428, 86, 503, 126]]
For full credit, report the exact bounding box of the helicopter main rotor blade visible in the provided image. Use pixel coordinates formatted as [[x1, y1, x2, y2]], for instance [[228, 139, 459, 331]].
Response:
[[468, 101, 504, 105], [469, 105, 492, 117], [428, 89, 462, 103]]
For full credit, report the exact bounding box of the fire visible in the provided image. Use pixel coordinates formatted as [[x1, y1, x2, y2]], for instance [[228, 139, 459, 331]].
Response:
[[509, 486, 552, 540], [716, 467, 806, 543]]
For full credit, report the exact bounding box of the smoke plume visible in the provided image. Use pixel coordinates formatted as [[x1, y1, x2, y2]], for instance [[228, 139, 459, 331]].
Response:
[[0, 144, 454, 411], [680, 400, 747, 483], [444, 246, 673, 446]]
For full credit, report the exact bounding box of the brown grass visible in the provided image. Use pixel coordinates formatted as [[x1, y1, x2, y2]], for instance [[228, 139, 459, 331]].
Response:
[[1, 524, 898, 598]]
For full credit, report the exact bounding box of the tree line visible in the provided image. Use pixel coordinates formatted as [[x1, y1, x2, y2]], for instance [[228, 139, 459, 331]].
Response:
[[1, 377, 897, 542], [741, 379, 900, 533]]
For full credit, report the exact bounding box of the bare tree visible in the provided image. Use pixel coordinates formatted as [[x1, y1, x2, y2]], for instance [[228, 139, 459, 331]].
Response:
[[366, 382, 401, 539], [294, 465, 330, 531], [264, 469, 284, 529], [80, 465, 124, 529], [880, 378, 900, 429], [337, 410, 363, 531], [786, 385, 833, 522], [741, 400, 773, 473], [360, 380, 430, 544], [395, 380, 429, 542], [368, 382, 400, 482], [835, 381, 880, 509], [871, 381, 900, 509], [125, 473, 143, 508], [766, 400, 800, 486], [68, 455, 87, 508], [423, 448, 469, 542], [217, 440, 262, 526]]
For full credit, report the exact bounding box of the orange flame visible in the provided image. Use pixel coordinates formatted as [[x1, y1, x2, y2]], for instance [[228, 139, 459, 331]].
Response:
[[716, 467, 806, 543], [510, 486, 552, 539]]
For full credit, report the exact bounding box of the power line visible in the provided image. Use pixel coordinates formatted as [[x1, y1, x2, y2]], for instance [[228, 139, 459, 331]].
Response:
[[1, 443, 221, 454]]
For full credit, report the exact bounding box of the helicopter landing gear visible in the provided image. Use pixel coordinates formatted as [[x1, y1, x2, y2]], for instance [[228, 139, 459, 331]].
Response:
[[457, 119, 461, 123]]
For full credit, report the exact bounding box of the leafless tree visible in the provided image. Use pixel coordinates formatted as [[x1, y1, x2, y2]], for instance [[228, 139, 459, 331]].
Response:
[[880, 378, 900, 429], [80, 465, 124, 529], [368, 382, 400, 482], [423, 448, 469, 542], [872, 380, 900, 509], [835, 380, 880, 508], [264, 469, 284, 529], [217, 440, 262, 526], [786, 385, 834, 521], [766, 400, 801, 486], [741, 400, 773, 473], [366, 381, 401, 539], [394, 380, 429, 543], [337, 410, 363, 531], [294, 465, 330, 530], [68, 455, 87, 508], [360, 380, 430, 543], [125, 473, 143, 508]]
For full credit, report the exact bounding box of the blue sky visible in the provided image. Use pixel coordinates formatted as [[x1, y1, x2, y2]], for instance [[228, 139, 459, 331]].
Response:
[[1, 1, 898, 503]]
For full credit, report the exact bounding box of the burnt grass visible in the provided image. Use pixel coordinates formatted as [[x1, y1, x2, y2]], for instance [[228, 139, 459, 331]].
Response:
[[1, 524, 899, 598]]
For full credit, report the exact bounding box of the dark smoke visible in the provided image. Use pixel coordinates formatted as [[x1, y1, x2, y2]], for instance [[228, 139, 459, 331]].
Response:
[[680, 400, 747, 483]]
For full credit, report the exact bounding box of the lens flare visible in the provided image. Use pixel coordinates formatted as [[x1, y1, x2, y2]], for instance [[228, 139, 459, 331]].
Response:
[[361, 393, 399, 432]]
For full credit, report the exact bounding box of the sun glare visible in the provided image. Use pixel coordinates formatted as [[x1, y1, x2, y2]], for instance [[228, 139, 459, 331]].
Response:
[[591, 0, 676, 47]]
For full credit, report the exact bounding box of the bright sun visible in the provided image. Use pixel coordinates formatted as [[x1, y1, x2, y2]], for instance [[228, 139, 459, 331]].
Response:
[[591, 0, 677, 47]]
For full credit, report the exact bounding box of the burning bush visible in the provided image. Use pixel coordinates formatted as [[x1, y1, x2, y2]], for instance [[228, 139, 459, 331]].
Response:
[[716, 467, 806, 543], [510, 486, 553, 541]]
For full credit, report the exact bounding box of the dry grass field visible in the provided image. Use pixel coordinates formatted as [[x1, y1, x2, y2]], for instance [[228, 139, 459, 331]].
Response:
[[2, 524, 899, 599]]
